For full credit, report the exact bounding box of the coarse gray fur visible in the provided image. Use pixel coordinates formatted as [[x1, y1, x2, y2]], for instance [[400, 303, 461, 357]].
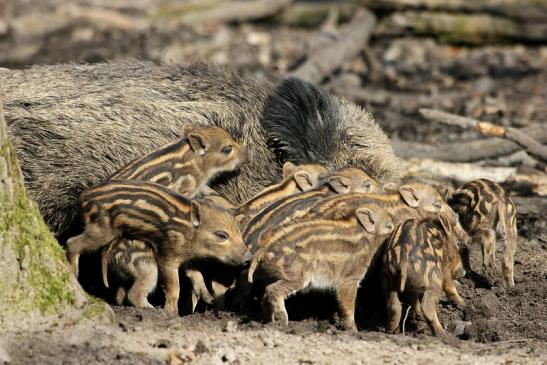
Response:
[[0, 60, 400, 237]]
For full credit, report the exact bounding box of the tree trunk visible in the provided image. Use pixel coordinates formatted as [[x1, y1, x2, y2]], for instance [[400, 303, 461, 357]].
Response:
[[0, 105, 109, 327]]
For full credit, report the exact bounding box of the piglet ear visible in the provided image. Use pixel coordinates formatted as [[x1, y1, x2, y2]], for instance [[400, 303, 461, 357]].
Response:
[[328, 176, 351, 194], [441, 186, 455, 201], [181, 123, 195, 137], [294, 171, 315, 191], [190, 201, 202, 228], [399, 185, 420, 208], [383, 182, 398, 193], [438, 212, 453, 236], [282, 161, 298, 179], [356, 207, 377, 234], [188, 132, 208, 156]]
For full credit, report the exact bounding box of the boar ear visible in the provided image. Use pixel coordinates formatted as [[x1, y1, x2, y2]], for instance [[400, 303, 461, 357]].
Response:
[[399, 185, 420, 208], [282, 161, 298, 179], [188, 132, 208, 156], [294, 171, 315, 191], [438, 213, 453, 235], [356, 207, 377, 233], [383, 182, 398, 193], [328, 176, 351, 194], [190, 201, 202, 227]]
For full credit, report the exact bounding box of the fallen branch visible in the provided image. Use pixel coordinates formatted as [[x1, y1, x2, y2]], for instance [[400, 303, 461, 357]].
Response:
[[375, 11, 547, 44], [359, 0, 547, 22], [178, 0, 293, 26], [420, 109, 547, 163], [279, 2, 356, 28], [403, 158, 547, 196], [393, 124, 547, 162], [289, 9, 376, 84], [403, 158, 517, 183]]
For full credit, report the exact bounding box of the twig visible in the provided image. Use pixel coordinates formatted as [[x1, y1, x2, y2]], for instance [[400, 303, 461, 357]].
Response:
[[420, 109, 547, 163], [402, 305, 412, 335]]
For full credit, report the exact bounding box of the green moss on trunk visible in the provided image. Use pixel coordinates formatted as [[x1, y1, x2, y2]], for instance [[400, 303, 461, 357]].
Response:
[[0, 107, 111, 324]]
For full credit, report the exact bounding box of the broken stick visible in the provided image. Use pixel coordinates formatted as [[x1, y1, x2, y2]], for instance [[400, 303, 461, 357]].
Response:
[[289, 9, 376, 84], [420, 108, 547, 163]]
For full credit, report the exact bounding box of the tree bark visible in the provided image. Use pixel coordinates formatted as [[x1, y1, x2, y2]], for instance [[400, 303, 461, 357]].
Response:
[[0, 105, 109, 327]]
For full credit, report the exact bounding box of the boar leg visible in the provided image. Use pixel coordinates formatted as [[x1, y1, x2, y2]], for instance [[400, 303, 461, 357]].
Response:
[[66, 223, 117, 277], [159, 258, 180, 313], [474, 228, 496, 268], [421, 289, 445, 336], [127, 263, 157, 308], [262, 279, 303, 326], [336, 280, 360, 331], [385, 290, 402, 333]]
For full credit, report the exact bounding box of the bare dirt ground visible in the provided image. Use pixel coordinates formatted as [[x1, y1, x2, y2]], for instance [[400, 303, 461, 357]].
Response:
[[2, 1, 546, 364], [4, 197, 546, 365]]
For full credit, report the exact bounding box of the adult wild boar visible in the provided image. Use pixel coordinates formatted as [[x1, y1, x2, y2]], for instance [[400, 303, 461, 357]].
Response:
[[1, 61, 399, 238]]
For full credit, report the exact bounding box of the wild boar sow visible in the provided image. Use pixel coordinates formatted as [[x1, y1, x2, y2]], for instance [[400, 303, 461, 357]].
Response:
[[1, 61, 399, 237]]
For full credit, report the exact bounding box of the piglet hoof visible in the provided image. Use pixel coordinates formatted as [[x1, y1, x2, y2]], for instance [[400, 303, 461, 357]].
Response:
[[340, 318, 357, 332], [164, 301, 178, 314], [199, 292, 214, 305], [137, 301, 154, 309], [451, 296, 466, 309], [272, 310, 289, 326]]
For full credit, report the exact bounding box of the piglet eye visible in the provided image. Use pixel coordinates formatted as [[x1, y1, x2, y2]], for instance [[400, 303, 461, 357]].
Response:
[[363, 181, 371, 189], [433, 201, 442, 210], [215, 231, 229, 240], [221, 145, 233, 154], [386, 223, 393, 231]]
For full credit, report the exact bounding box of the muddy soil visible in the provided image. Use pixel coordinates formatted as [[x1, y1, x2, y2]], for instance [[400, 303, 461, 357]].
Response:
[[4, 197, 546, 364]]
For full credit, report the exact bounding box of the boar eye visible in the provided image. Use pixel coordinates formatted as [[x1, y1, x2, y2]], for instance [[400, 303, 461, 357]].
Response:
[[433, 201, 442, 210], [214, 230, 229, 240], [386, 223, 393, 231], [221, 145, 233, 154]]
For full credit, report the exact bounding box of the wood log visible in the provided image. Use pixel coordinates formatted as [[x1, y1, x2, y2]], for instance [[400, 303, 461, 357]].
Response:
[[403, 158, 516, 183], [177, 0, 293, 26], [375, 11, 547, 44], [289, 9, 376, 84], [393, 124, 547, 162], [420, 109, 547, 163], [278, 2, 356, 27], [331, 86, 461, 111], [402, 158, 547, 196], [359, 0, 547, 22]]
